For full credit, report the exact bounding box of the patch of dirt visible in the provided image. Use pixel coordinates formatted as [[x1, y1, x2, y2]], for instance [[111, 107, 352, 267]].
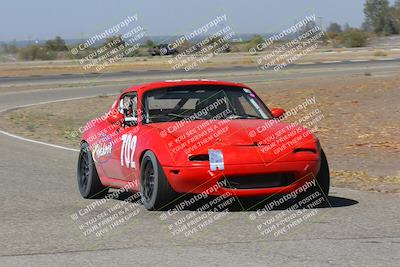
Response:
[[0, 95, 115, 146]]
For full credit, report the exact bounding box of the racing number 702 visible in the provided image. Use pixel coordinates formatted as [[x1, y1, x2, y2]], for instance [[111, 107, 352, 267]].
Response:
[[120, 134, 137, 168]]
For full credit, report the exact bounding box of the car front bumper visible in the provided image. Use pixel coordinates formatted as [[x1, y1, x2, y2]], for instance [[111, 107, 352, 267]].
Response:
[[163, 160, 320, 197]]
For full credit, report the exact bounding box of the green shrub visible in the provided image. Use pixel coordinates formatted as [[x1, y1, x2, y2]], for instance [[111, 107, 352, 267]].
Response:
[[373, 50, 387, 56], [18, 45, 56, 61], [45, 36, 68, 51], [340, 29, 369, 47]]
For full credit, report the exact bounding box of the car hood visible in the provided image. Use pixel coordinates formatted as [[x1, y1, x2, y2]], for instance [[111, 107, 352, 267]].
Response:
[[148, 119, 317, 148]]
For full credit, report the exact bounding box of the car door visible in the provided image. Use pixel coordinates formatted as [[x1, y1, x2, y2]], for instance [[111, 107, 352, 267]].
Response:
[[111, 92, 141, 182]]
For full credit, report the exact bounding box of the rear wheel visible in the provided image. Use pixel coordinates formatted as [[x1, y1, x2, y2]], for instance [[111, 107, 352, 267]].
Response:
[[77, 142, 108, 198], [140, 151, 177, 210]]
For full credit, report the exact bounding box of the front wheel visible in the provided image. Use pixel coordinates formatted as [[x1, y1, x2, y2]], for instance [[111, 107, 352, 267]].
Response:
[[77, 142, 108, 198], [140, 151, 177, 210], [291, 149, 330, 206], [315, 149, 330, 197]]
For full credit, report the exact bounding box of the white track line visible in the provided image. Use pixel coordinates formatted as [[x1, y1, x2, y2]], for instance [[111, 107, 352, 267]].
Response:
[[0, 130, 79, 152], [319, 51, 337, 54], [321, 61, 342, 64], [0, 94, 116, 152], [0, 96, 100, 113], [349, 59, 369, 62], [376, 58, 396, 61]]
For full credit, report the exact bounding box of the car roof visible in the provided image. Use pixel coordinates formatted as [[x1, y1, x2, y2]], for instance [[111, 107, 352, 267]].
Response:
[[122, 79, 249, 94]]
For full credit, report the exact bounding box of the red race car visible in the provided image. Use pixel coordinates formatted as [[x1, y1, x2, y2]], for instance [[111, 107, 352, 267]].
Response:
[[77, 80, 329, 210]]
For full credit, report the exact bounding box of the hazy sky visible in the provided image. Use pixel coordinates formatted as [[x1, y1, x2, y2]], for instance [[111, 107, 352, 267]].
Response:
[[0, 0, 396, 41]]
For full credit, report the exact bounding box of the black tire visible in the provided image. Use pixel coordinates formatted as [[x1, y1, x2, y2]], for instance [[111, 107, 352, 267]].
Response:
[[140, 151, 177, 210], [77, 142, 108, 198], [315, 149, 330, 197], [290, 149, 330, 207]]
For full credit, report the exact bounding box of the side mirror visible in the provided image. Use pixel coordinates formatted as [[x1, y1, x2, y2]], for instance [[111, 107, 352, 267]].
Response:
[[107, 112, 124, 125], [270, 108, 285, 118], [124, 117, 138, 125]]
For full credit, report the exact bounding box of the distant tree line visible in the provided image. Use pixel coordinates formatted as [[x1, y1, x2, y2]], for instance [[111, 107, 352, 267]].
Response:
[[16, 36, 69, 60], [1, 34, 233, 61], [326, 23, 369, 47], [326, 0, 400, 47], [364, 0, 400, 35]]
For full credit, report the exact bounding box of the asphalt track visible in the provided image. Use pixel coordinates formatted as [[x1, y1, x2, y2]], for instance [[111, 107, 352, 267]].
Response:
[[0, 61, 399, 266]]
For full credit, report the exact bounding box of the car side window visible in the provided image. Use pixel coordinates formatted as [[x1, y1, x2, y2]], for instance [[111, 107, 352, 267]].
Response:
[[119, 93, 138, 125]]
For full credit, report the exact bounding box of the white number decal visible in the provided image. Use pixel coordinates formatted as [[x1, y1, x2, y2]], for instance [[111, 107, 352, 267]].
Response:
[[120, 134, 137, 168]]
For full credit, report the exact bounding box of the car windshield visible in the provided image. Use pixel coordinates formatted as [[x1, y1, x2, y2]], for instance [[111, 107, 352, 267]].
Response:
[[142, 85, 272, 124]]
